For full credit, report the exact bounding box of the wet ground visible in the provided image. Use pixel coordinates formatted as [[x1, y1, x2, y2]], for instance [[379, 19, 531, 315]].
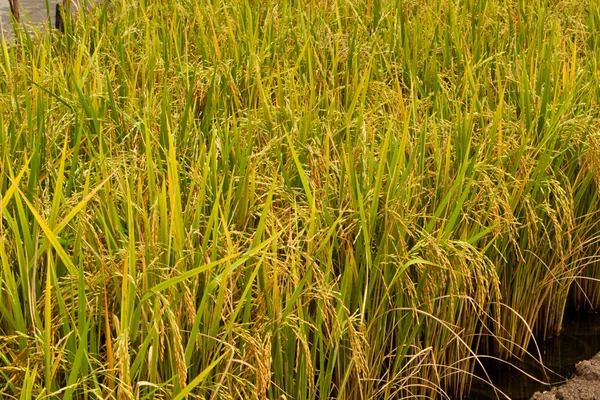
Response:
[[0, 0, 57, 37], [531, 353, 600, 400], [469, 313, 600, 400]]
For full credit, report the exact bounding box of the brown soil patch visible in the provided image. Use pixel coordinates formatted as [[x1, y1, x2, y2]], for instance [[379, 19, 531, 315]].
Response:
[[532, 353, 600, 400]]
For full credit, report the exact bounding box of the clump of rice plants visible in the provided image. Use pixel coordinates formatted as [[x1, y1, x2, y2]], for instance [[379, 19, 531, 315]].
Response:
[[1, 0, 600, 398]]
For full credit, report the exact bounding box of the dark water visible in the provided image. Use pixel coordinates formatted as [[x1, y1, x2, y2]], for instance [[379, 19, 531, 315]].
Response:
[[468, 312, 600, 400]]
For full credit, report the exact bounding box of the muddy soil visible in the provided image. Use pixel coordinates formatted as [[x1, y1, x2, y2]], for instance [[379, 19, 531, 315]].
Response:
[[531, 353, 600, 400]]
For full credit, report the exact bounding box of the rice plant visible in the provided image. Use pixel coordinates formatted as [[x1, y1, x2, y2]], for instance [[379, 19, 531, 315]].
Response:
[[1, 0, 600, 399]]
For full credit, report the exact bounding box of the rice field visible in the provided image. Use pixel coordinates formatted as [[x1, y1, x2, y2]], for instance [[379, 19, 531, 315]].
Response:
[[1, 0, 600, 398]]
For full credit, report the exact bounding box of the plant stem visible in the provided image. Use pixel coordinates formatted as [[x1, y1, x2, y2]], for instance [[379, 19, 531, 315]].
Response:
[[8, 0, 20, 22]]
